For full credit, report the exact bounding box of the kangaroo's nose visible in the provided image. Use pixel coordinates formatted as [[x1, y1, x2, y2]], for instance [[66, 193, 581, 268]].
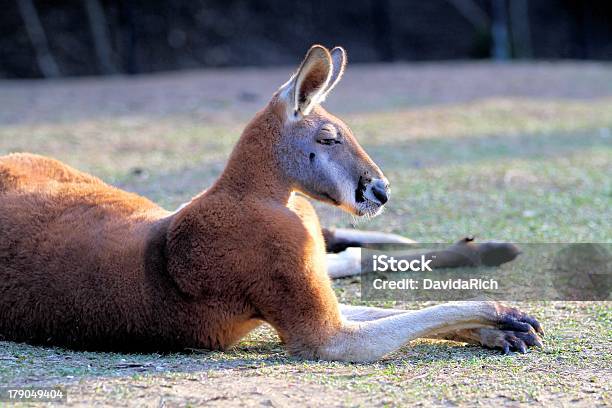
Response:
[[371, 179, 389, 205]]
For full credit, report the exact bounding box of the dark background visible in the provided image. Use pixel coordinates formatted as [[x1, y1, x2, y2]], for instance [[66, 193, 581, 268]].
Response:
[[2, 0, 612, 79]]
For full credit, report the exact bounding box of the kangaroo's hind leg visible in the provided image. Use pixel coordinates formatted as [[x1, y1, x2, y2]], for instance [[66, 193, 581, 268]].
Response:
[[323, 227, 416, 278], [322, 227, 415, 253], [325, 232, 521, 278]]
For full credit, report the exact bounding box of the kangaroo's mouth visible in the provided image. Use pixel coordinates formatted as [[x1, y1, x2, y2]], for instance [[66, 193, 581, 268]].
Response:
[[321, 191, 340, 205], [310, 188, 340, 206]]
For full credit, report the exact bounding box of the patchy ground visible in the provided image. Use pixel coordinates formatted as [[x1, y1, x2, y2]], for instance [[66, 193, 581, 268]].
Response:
[[0, 62, 610, 407]]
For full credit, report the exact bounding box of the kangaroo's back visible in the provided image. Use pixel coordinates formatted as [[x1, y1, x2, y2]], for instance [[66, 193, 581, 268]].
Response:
[[0, 153, 103, 192], [0, 153, 180, 349], [0, 153, 165, 234]]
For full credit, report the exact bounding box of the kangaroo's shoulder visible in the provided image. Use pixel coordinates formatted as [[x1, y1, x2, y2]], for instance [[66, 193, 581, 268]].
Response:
[[173, 193, 303, 239], [168, 190, 323, 263], [165, 191, 325, 298], [246, 195, 323, 252]]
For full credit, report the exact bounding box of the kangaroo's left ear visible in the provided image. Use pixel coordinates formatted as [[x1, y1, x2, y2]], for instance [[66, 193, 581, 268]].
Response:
[[279, 45, 332, 118], [319, 46, 347, 101]]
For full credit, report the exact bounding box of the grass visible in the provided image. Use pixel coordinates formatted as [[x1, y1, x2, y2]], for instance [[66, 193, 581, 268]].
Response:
[[0, 65, 611, 406]]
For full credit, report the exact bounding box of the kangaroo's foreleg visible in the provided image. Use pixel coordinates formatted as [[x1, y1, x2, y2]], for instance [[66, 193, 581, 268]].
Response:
[[257, 263, 544, 361], [322, 301, 543, 361], [339, 303, 407, 321], [338, 303, 544, 355]]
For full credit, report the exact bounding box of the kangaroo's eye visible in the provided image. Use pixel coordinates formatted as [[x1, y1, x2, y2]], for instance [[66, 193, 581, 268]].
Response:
[[316, 129, 342, 145]]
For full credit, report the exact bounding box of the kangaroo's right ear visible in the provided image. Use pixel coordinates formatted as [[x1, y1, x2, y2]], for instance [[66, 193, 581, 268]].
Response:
[[319, 46, 347, 101], [279, 45, 332, 118]]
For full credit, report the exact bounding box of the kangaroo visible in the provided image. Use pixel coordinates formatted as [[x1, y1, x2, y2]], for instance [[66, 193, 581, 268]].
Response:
[[0, 45, 543, 361]]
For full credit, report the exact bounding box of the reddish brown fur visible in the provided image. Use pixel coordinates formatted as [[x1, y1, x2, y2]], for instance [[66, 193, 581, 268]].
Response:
[[0, 95, 343, 356]]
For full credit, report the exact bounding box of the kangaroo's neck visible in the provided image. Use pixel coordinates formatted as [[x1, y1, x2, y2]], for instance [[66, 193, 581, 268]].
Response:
[[210, 107, 292, 205]]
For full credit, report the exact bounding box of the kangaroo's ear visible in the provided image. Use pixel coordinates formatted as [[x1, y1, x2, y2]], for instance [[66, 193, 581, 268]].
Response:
[[279, 45, 332, 117], [319, 46, 347, 101]]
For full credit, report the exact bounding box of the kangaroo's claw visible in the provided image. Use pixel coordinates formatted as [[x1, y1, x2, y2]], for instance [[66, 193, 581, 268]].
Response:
[[477, 327, 544, 354]]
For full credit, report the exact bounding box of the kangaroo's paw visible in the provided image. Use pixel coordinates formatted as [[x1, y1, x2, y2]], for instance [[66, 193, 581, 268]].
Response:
[[490, 303, 544, 353], [495, 303, 545, 336], [438, 304, 544, 354], [476, 327, 544, 354]]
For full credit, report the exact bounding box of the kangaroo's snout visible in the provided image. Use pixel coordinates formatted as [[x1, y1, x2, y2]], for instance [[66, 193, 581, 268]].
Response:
[[355, 176, 389, 215], [370, 178, 389, 205]]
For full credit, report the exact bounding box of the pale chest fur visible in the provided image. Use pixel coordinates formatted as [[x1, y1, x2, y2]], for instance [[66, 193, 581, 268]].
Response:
[[286, 194, 329, 275]]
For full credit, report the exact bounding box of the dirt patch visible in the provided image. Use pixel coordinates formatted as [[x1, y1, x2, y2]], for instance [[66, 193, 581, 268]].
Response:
[[63, 371, 373, 407]]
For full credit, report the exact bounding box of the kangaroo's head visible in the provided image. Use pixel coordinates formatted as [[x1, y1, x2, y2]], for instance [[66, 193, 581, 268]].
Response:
[[272, 45, 389, 217]]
